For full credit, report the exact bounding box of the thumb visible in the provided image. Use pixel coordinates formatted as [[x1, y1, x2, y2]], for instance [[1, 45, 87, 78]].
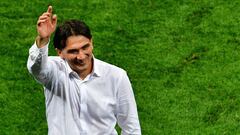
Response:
[[52, 14, 57, 28]]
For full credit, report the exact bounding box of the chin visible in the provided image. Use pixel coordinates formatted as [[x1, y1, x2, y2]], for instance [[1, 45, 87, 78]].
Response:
[[76, 65, 88, 71]]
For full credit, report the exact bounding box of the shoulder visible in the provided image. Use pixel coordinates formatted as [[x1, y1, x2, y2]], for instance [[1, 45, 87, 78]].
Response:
[[48, 56, 64, 64], [48, 56, 63, 61], [95, 58, 127, 77], [48, 56, 66, 69]]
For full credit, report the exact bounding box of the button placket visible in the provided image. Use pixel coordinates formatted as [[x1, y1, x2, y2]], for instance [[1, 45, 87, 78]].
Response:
[[79, 82, 88, 132], [76, 79, 84, 103]]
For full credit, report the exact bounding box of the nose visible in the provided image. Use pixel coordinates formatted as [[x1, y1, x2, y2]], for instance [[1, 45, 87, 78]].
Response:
[[76, 50, 85, 60]]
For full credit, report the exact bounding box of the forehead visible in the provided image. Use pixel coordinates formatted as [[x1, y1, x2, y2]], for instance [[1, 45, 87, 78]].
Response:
[[65, 35, 91, 49]]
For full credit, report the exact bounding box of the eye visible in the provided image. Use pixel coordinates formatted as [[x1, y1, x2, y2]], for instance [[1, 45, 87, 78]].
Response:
[[82, 44, 90, 50]]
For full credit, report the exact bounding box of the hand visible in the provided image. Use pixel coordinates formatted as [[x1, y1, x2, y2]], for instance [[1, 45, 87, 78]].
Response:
[[37, 6, 57, 39]]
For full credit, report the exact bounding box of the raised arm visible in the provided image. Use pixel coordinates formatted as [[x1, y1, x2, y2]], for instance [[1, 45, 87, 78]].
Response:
[[27, 6, 58, 86]]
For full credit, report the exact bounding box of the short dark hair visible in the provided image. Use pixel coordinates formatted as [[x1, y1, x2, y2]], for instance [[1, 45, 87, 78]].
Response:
[[53, 20, 92, 50]]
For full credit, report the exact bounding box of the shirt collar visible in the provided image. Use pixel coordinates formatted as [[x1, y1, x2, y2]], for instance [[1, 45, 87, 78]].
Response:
[[92, 57, 101, 77], [65, 56, 101, 78]]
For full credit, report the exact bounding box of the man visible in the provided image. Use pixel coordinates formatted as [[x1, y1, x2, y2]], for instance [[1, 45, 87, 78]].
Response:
[[27, 6, 141, 135]]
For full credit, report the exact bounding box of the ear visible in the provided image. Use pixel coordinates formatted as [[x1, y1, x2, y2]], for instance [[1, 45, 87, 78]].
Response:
[[90, 38, 94, 49], [56, 48, 64, 58]]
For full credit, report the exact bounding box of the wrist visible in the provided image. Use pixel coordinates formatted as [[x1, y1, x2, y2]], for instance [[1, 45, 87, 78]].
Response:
[[36, 36, 49, 48]]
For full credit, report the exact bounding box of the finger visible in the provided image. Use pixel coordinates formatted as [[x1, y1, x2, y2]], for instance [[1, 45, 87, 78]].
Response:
[[37, 20, 46, 26], [52, 14, 57, 23], [37, 19, 47, 24], [39, 15, 48, 20], [47, 6, 52, 14], [41, 12, 50, 17], [52, 14, 57, 25]]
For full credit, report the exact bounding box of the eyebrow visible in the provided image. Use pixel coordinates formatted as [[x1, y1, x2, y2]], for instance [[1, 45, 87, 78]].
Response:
[[82, 43, 90, 49], [67, 49, 78, 53], [66, 43, 90, 53]]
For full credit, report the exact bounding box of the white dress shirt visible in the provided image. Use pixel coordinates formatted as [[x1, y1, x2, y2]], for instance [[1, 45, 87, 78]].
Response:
[[27, 42, 141, 135]]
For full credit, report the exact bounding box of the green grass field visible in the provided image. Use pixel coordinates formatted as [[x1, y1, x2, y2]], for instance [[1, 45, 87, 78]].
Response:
[[1, 0, 240, 134]]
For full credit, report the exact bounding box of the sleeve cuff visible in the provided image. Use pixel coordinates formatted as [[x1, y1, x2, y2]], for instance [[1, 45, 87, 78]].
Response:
[[33, 40, 49, 54]]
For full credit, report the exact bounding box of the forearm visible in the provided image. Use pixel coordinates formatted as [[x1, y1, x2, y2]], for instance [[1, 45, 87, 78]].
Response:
[[117, 71, 141, 135], [27, 39, 50, 84], [118, 100, 141, 135]]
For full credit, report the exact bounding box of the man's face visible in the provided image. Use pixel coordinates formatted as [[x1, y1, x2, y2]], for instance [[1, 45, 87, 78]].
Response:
[[58, 35, 93, 75]]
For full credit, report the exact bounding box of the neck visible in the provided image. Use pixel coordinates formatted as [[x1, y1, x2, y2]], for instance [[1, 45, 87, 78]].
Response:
[[78, 70, 90, 80]]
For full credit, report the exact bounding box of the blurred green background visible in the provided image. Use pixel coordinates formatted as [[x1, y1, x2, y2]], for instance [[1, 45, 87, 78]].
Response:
[[1, 0, 240, 134]]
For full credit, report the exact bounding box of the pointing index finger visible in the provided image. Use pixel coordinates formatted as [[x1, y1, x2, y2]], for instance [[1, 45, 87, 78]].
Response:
[[47, 5, 52, 13]]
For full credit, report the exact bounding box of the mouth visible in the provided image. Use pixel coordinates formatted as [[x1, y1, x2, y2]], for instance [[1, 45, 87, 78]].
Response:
[[74, 60, 85, 66]]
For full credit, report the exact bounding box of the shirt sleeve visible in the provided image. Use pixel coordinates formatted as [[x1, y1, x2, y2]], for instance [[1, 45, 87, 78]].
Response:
[[27, 41, 53, 86], [116, 71, 141, 135]]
